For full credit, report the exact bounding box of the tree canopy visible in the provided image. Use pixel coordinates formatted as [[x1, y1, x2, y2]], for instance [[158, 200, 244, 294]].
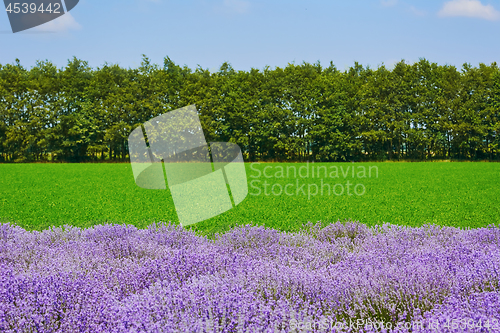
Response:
[[1, 56, 499, 162]]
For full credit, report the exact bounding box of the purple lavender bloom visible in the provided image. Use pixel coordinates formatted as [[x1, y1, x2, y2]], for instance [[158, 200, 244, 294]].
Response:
[[0, 221, 498, 332]]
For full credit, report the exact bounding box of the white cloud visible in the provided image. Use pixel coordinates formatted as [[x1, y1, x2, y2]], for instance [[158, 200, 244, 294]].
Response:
[[34, 12, 82, 32], [223, 0, 250, 14], [381, 0, 398, 7], [438, 0, 500, 20]]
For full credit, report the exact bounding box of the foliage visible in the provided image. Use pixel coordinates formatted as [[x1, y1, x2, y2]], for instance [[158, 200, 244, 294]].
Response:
[[1, 58, 500, 162]]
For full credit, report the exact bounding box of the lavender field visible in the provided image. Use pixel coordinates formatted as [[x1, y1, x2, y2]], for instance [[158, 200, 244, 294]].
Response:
[[0, 220, 499, 332]]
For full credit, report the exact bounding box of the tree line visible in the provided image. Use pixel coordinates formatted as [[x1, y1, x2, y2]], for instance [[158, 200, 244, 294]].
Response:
[[1, 56, 499, 162]]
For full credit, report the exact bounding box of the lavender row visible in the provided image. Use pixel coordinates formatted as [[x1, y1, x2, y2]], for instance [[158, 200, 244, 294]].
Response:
[[0, 220, 499, 332]]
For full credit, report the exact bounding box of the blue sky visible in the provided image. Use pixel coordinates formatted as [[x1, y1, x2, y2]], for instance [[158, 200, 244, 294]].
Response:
[[1, 0, 499, 71]]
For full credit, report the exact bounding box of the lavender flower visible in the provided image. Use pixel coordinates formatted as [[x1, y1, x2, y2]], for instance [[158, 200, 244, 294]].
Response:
[[0, 221, 498, 332]]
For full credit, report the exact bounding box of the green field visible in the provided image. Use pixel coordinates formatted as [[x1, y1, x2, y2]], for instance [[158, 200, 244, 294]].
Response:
[[0, 162, 499, 235]]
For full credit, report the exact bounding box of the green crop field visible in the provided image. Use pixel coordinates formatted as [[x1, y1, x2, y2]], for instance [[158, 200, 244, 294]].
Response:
[[0, 162, 499, 235]]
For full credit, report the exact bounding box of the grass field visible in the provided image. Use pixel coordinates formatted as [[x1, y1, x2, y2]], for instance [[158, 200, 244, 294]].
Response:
[[0, 162, 499, 234], [1, 162, 500, 331]]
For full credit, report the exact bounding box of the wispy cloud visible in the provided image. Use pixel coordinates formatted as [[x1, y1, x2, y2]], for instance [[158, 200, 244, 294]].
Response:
[[223, 0, 250, 14], [438, 0, 500, 20], [410, 6, 426, 16], [34, 12, 82, 32], [381, 0, 398, 7]]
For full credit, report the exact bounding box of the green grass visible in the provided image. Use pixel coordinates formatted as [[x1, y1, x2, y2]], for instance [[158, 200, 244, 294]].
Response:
[[0, 162, 499, 235]]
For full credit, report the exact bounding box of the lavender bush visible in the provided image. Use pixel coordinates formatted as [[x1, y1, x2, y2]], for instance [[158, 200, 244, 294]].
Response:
[[0, 220, 499, 332]]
